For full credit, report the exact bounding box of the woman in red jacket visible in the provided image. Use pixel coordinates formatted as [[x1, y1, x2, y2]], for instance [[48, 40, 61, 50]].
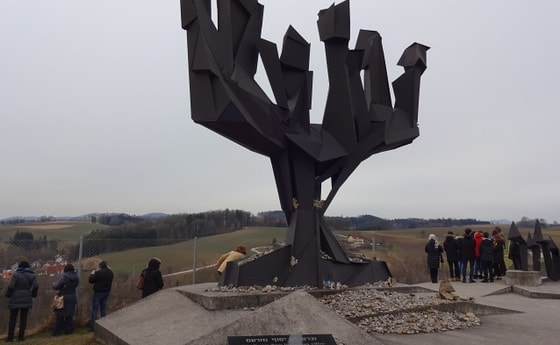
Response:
[[474, 231, 484, 279]]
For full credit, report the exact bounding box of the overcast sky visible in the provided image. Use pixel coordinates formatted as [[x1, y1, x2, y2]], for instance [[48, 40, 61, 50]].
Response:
[[1, 1, 558, 223]]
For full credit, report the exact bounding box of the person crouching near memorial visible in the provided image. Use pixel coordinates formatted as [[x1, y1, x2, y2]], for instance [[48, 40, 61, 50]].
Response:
[[443, 231, 460, 281], [52, 263, 79, 336], [5, 261, 38, 342], [216, 245, 247, 275], [425, 234, 443, 283]]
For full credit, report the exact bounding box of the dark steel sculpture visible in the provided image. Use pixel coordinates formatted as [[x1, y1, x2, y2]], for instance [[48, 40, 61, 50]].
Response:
[[508, 222, 528, 270], [526, 232, 541, 272], [180, 0, 429, 287], [531, 220, 548, 275], [548, 238, 560, 281], [531, 219, 559, 280]]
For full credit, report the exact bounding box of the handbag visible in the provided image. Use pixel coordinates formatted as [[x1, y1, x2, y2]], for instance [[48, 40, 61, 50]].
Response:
[[52, 294, 64, 310], [136, 273, 145, 290]]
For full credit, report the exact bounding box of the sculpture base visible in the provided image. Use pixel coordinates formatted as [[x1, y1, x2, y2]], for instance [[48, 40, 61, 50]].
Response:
[[505, 270, 542, 286], [220, 245, 391, 287], [94, 283, 381, 345]]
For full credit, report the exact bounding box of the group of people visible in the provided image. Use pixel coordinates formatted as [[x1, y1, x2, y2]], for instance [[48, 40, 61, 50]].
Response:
[[4, 257, 163, 342], [425, 227, 507, 283]]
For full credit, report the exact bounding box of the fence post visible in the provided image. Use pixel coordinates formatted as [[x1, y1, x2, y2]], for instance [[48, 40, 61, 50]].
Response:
[[77, 236, 84, 302], [192, 236, 197, 284]]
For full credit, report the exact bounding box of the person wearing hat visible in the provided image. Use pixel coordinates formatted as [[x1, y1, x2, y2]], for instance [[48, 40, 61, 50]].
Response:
[[88, 260, 114, 331], [216, 245, 247, 275], [425, 234, 444, 283], [5, 261, 38, 342]]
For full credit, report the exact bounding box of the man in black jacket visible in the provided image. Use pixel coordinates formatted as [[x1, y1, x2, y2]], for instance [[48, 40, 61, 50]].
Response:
[[479, 232, 495, 282], [460, 228, 476, 283], [88, 260, 114, 330], [443, 231, 460, 281]]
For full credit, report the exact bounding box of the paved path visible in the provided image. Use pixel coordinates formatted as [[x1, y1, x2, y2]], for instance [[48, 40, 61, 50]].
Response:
[[95, 278, 560, 345], [376, 279, 560, 345], [162, 264, 214, 278]]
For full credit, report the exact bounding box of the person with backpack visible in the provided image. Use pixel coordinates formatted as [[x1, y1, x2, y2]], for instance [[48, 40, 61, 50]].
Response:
[[140, 258, 164, 298], [52, 263, 80, 336], [5, 261, 38, 342]]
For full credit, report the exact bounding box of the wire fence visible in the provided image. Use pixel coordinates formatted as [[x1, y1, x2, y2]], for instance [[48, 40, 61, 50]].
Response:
[[0, 236, 217, 336]]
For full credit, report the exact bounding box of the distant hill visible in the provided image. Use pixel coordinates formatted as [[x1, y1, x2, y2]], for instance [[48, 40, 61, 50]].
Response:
[[1, 210, 496, 229], [490, 219, 512, 225], [1, 216, 42, 223], [142, 212, 169, 219]]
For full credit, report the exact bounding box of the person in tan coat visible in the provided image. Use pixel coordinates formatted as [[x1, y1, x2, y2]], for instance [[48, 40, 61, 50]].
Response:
[[216, 245, 247, 274]]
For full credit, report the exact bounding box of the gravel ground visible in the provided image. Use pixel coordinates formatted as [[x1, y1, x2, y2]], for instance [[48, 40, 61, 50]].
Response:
[[318, 287, 481, 335], [206, 281, 482, 335]]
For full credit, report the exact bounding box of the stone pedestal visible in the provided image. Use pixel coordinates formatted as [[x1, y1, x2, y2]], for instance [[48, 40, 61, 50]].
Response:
[[505, 270, 542, 286]]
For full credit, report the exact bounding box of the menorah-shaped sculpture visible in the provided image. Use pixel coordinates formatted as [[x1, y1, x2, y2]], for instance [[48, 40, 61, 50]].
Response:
[[180, 0, 429, 287]]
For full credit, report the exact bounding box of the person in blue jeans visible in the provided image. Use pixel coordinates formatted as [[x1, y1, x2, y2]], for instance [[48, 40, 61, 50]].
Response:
[[88, 260, 114, 331]]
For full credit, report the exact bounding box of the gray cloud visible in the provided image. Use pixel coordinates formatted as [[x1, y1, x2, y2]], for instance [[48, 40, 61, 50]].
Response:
[[1, 0, 558, 223]]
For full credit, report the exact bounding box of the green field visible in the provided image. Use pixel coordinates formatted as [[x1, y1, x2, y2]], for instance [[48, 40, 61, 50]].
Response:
[[0, 221, 108, 242], [334, 224, 560, 283], [0, 221, 286, 274], [2, 221, 559, 341], [3, 220, 559, 281], [90, 227, 286, 275]]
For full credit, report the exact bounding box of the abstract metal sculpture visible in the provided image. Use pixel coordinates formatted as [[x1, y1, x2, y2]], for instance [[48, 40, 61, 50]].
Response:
[[180, 0, 429, 287], [526, 232, 541, 272], [508, 222, 528, 270], [548, 238, 560, 281]]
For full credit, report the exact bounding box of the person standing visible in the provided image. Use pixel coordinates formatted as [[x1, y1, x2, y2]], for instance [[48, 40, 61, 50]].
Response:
[[473, 230, 484, 279], [443, 231, 460, 281], [141, 258, 164, 298], [455, 233, 465, 279], [479, 232, 494, 282], [88, 260, 114, 331], [52, 263, 79, 336], [425, 234, 444, 283], [492, 227, 506, 279], [5, 261, 38, 342], [460, 228, 476, 283], [216, 245, 247, 275]]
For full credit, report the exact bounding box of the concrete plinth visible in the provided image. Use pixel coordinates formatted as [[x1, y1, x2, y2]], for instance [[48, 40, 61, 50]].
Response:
[[505, 270, 542, 286], [94, 284, 381, 345]]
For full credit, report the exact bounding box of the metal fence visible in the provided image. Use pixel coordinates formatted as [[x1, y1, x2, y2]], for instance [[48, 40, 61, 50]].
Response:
[[0, 236, 215, 336]]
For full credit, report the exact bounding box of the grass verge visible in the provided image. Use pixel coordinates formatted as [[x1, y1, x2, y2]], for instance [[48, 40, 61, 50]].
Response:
[[4, 327, 101, 345]]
